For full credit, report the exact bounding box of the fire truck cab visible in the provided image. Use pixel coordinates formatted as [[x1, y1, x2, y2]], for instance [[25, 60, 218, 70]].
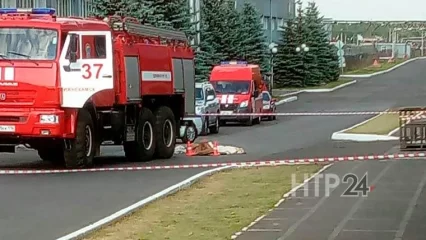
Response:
[[0, 8, 199, 168], [209, 61, 263, 126]]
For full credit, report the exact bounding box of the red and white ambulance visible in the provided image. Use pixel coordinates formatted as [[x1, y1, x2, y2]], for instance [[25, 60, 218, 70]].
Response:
[[209, 61, 263, 126]]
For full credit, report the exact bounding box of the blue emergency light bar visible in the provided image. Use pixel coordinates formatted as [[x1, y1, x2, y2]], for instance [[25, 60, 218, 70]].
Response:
[[0, 7, 56, 15], [220, 61, 248, 65]]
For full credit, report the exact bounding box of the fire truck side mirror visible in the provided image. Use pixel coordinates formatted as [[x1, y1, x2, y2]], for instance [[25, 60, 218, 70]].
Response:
[[69, 34, 78, 63]]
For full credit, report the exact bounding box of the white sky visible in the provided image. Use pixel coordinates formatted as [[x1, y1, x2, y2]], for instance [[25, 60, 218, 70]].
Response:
[[306, 0, 426, 21]]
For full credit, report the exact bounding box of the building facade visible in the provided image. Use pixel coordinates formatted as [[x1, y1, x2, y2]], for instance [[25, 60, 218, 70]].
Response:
[[235, 0, 295, 44], [1, 0, 295, 45]]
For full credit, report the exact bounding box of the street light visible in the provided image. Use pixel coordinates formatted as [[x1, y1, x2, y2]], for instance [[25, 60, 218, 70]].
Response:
[[269, 42, 278, 94], [296, 44, 309, 87]]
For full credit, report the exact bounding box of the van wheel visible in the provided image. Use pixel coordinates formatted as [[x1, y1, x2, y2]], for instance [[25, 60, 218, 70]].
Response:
[[201, 117, 209, 136], [181, 124, 197, 143], [154, 106, 176, 159], [64, 109, 95, 169], [209, 117, 219, 134], [253, 115, 261, 124], [245, 116, 253, 126], [124, 108, 156, 162]]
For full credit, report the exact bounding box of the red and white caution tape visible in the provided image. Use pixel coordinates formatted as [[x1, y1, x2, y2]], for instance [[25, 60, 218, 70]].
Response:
[[193, 111, 426, 117], [1, 152, 425, 175]]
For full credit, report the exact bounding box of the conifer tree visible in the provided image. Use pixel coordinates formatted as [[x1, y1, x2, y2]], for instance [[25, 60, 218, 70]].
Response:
[[304, 1, 339, 84], [219, 0, 243, 60], [238, 3, 269, 72], [275, 18, 304, 87], [194, 0, 225, 81]]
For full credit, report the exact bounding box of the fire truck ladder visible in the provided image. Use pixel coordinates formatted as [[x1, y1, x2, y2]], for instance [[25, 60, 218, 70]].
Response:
[[110, 17, 188, 42]]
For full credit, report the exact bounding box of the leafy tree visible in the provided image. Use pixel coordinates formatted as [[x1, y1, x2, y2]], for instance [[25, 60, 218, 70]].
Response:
[[238, 3, 269, 72], [275, 18, 304, 87]]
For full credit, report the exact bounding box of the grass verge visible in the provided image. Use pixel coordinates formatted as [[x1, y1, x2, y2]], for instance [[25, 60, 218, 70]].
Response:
[[344, 113, 399, 135], [275, 77, 353, 91], [84, 165, 322, 240], [344, 59, 405, 75]]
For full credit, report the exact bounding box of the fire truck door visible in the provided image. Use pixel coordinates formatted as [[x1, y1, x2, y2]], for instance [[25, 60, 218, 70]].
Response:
[[59, 31, 114, 108]]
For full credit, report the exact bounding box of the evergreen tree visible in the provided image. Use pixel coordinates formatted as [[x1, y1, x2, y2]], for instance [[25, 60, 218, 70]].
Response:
[[151, 0, 196, 39], [219, 0, 243, 60], [304, 1, 339, 84], [194, 0, 225, 81], [275, 18, 304, 87], [90, 0, 128, 18], [238, 3, 269, 72]]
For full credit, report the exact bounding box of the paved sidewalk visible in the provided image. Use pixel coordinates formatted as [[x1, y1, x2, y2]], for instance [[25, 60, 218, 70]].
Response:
[[235, 159, 426, 240]]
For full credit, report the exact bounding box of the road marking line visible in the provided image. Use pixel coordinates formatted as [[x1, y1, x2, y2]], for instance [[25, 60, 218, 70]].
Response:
[[394, 171, 426, 240], [56, 166, 232, 240], [231, 163, 333, 239], [275, 163, 363, 240], [342, 229, 397, 232], [327, 163, 394, 240], [247, 229, 282, 232]]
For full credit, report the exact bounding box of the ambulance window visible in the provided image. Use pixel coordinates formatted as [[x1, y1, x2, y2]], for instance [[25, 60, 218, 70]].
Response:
[[81, 35, 106, 59]]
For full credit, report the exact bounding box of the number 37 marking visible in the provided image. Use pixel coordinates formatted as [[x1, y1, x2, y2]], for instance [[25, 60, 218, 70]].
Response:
[[82, 63, 103, 79]]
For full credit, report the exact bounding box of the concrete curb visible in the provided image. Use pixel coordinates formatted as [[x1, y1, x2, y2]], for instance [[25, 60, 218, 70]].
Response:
[[330, 109, 398, 142], [341, 56, 426, 78], [278, 80, 357, 97], [331, 132, 399, 142], [56, 166, 234, 240], [276, 96, 298, 105]]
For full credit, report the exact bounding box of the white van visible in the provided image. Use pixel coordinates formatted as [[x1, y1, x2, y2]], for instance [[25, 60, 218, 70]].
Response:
[[195, 82, 220, 135]]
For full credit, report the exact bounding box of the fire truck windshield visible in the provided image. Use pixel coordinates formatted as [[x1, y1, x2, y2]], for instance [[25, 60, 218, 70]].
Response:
[[211, 81, 251, 94], [0, 28, 57, 60]]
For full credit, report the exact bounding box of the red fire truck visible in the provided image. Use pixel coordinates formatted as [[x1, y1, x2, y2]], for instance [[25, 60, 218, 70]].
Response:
[[0, 8, 199, 168]]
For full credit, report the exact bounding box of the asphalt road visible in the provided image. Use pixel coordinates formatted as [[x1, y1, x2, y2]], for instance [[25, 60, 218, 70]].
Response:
[[236, 159, 426, 240], [1, 59, 426, 240]]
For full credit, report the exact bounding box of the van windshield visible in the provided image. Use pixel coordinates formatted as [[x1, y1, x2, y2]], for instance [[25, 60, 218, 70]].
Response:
[[0, 28, 58, 60], [211, 81, 251, 94], [195, 87, 204, 100]]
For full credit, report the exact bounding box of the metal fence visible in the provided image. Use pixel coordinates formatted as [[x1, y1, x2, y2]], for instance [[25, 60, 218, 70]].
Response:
[[343, 44, 378, 71]]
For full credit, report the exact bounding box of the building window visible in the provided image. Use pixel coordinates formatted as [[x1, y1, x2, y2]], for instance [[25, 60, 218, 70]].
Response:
[[271, 18, 276, 30], [277, 18, 285, 31], [261, 16, 268, 30]]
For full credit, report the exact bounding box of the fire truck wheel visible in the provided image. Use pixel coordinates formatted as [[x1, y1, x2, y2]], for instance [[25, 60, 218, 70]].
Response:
[[253, 115, 261, 124], [123, 108, 156, 162], [63, 109, 95, 168], [209, 117, 220, 134], [154, 106, 176, 159]]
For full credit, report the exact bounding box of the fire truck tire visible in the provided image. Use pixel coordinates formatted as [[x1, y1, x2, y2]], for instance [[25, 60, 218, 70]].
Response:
[[123, 108, 156, 162], [154, 106, 176, 159], [63, 109, 95, 168]]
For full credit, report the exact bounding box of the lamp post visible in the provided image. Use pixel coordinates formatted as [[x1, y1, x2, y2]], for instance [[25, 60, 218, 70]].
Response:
[[296, 44, 309, 87], [269, 42, 278, 94]]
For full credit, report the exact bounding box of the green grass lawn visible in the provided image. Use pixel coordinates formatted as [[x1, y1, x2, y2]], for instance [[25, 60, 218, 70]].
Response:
[[345, 113, 399, 135], [84, 165, 322, 240], [344, 59, 405, 75]]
